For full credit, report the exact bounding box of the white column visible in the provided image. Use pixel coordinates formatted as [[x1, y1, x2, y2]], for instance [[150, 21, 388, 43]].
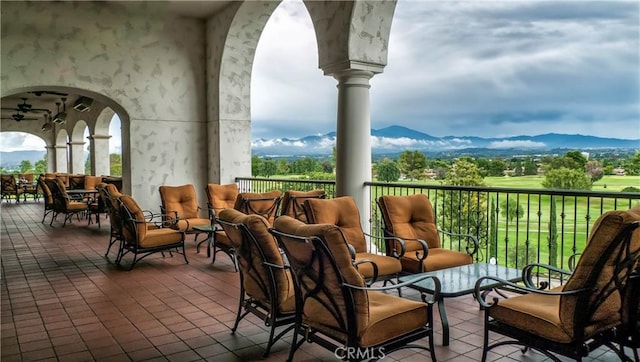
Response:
[[45, 146, 55, 172], [90, 134, 111, 176], [333, 69, 374, 233], [68, 141, 85, 174], [54, 145, 68, 173]]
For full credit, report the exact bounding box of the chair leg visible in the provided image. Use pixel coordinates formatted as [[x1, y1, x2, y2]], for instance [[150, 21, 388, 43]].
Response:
[[182, 243, 189, 264]]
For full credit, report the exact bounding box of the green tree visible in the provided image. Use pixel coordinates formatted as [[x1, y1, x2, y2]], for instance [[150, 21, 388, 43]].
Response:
[[624, 151, 640, 176], [398, 150, 426, 181], [488, 198, 498, 260], [487, 158, 507, 177], [513, 160, 523, 176], [262, 158, 277, 178], [445, 158, 485, 186], [500, 198, 524, 223], [542, 167, 592, 190], [440, 158, 487, 260], [18, 160, 33, 173], [34, 157, 47, 175], [584, 160, 604, 183], [292, 157, 319, 175], [276, 159, 290, 175], [523, 157, 537, 175], [251, 156, 263, 177], [84, 157, 91, 174], [564, 150, 588, 168], [375, 158, 400, 182], [110, 154, 122, 176]]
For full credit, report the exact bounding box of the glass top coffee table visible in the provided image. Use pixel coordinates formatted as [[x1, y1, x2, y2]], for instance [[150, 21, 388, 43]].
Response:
[[399, 262, 522, 346]]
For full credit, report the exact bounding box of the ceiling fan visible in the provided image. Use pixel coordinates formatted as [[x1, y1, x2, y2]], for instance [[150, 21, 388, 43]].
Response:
[[1, 111, 39, 122], [1, 98, 50, 114], [29, 90, 69, 97]]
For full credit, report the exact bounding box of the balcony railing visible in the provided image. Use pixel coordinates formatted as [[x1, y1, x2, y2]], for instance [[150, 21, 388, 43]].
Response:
[[236, 177, 640, 273]]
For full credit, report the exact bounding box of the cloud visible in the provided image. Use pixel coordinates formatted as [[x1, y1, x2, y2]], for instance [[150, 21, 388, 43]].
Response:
[[489, 140, 546, 149], [0, 133, 45, 152], [253, 0, 639, 140]]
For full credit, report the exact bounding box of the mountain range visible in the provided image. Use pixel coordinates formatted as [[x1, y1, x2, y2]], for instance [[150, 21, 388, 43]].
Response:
[[252, 125, 640, 157], [2, 126, 639, 168]]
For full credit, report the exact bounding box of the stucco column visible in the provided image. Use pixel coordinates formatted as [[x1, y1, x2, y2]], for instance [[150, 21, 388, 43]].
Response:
[[54, 145, 68, 173], [45, 146, 55, 172], [90, 134, 111, 176], [68, 141, 85, 174], [332, 69, 374, 234]]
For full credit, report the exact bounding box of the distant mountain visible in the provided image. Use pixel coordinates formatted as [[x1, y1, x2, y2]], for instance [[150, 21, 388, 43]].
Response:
[[252, 125, 640, 156], [1, 150, 46, 169]]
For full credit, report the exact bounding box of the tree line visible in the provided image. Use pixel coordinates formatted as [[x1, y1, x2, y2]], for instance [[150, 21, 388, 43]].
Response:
[[0, 154, 123, 176], [252, 150, 640, 191]]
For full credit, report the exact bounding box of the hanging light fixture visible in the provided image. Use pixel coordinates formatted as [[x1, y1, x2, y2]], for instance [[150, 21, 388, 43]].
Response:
[[52, 98, 67, 124], [41, 112, 53, 132]]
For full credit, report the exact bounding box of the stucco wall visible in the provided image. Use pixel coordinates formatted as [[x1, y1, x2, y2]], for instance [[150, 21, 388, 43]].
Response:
[[1, 1, 208, 210]]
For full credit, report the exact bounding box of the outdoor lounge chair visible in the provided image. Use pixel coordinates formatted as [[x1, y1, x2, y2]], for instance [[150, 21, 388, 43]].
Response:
[[474, 206, 640, 362], [205, 183, 240, 269], [159, 184, 210, 243], [271, 215, 441, 362], [279, 189, 325, 222], [217, 208, 296, 357], [377, 194, 478, 273]]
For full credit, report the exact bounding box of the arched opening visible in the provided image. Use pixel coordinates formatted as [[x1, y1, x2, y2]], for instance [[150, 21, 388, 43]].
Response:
[[0, 132, 47, 174]]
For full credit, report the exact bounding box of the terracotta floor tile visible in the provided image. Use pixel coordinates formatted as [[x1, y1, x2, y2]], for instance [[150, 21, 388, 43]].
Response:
[[2, 201, 629, 362]]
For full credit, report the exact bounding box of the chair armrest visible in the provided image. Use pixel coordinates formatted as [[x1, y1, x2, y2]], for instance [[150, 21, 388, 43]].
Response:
[[437, 228, 479, 258], [262, 261, 289, 270], [473, 275, 589, 309], [353, 259, 379, 286], [521, 263, 573, 289], [344, 273, 441, 304], [364, 231, 407, 258]]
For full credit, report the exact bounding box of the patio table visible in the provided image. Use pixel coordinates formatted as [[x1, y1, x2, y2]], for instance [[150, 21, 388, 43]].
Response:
[[399, 262, 522, 346]]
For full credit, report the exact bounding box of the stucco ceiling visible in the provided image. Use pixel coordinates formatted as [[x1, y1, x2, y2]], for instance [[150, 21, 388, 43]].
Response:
[[1, 1, 234, 127], [166, 0, 234, 19]]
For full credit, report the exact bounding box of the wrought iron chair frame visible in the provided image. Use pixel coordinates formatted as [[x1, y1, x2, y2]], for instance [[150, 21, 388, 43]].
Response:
[[474, 221, 640, 362], [116, 196, 188, 270], [216, 216, 296, 357], [270, 227, 441, 362]]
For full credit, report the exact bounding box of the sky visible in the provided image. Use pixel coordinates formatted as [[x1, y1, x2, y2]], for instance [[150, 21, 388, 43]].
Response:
[[2, 0, 639, 152], [251, 0, 640, 140]]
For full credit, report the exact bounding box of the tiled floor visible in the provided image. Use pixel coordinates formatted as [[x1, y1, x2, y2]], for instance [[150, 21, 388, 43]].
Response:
[[0, 199, 631, 361]]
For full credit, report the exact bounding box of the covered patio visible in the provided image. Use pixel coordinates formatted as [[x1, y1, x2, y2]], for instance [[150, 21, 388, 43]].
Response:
[[0, 201, 622, 361]]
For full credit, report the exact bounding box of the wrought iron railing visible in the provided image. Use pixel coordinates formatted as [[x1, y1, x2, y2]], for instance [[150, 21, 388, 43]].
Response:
[[236, 177, 640, 273]]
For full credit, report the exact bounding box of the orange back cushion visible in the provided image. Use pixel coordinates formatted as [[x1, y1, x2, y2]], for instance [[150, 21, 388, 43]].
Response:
[[159, 184, 199, 219], [304, 196, 366, 252], [378, 194, 441, 251]]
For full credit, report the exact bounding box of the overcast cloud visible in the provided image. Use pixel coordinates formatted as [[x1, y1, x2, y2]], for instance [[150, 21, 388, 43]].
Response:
[[252, 0, 640, 140], [3, 0, 638, 152]]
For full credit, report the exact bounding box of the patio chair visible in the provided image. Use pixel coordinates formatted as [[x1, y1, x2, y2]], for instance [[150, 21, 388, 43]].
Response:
[[44, 178, 89, 227], [19, 173, 39, 201], [271, 215, 441, 362], [303, 196, 403, 285], [609, 266, 640, 362], [117, 194, 187, 270], [38, 174, 55, 224], [279, 189, 325, 222], [377, 194, 478, 273], [217, 208, 296, 357], [159, 184, 210, 243], [203, 183, 241, 269], [1, 174, 23, 203], [474, 207, 640, 362], [68, 174, 86, 190], [233, 190, 282, 225]]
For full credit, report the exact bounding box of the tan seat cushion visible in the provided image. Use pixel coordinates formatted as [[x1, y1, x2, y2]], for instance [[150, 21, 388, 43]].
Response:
[[140, 228, 184, 248], [489, 286, 568, 343], [355, 252, 402, 278], [281, 189, 325, 222], [401, 248, 472, 273], [159, 184, 201, 220], [207, 183, 239, 214], [360, 291, 428, 347]]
